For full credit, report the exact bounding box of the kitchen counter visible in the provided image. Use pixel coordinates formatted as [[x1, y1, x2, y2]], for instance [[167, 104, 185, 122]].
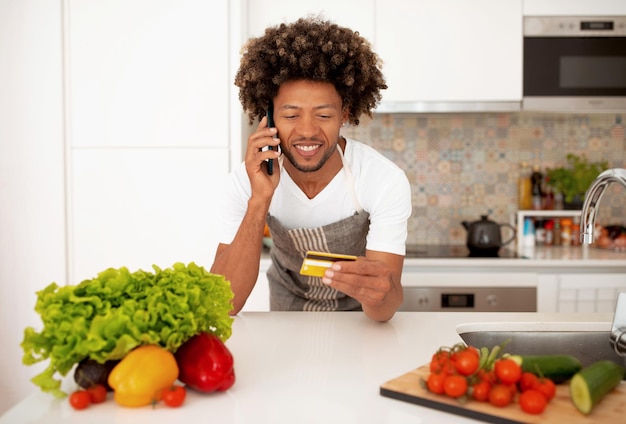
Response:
[[0, 311, 615, 424], [403, 245, 626, 271]]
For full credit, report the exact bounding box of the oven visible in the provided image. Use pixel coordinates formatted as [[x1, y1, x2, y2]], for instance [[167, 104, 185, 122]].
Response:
[[523, 16, 626, 112], [399, 244, 537, 312]]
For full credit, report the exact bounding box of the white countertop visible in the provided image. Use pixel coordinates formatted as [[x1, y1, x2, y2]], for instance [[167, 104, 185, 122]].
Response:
[[0, 311, 614, 424], [403, 245, 626, 270]]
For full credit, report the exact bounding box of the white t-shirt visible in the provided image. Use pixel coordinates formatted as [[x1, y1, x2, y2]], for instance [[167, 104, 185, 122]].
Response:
[[217, 138, 411, 255]]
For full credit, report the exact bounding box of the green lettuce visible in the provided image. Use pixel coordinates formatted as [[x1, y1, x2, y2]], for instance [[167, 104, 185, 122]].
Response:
[[21, 262, 234, 397]]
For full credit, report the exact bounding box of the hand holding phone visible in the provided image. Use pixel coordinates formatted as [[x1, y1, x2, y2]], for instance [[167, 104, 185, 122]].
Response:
[[266, 103, 275, 175]]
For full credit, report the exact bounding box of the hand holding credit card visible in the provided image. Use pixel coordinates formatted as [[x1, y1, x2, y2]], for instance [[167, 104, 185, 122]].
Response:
[[299, 251, 357, 277]]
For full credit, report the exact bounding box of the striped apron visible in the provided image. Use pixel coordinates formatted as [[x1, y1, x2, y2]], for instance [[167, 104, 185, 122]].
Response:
[[266, 144, 370, 311]]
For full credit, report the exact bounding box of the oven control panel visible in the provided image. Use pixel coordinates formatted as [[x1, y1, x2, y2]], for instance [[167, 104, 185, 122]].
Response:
[[399, 287, 537, 312]]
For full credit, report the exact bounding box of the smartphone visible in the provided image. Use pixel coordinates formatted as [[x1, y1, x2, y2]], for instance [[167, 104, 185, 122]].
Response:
[[299, 251, 357, 277], [265, 103, 275, 175]]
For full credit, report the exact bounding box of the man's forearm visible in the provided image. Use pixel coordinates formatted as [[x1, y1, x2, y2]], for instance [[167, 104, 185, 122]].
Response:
[[211, 197, 270, 314]]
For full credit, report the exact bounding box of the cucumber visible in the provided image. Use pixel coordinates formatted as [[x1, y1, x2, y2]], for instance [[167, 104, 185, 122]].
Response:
[[509, 354, 582, 383], [570, 360, 625, 415]]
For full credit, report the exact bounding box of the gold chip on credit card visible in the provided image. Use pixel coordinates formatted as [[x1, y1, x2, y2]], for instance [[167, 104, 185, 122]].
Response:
[[299, 251, 357, 277]]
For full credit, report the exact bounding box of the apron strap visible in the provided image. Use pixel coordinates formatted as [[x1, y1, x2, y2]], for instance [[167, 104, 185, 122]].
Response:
[[336, 141, 363, 213]]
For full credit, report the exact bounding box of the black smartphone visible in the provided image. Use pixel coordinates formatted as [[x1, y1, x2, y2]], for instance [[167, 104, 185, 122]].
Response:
[[266, 103, 275, 175]]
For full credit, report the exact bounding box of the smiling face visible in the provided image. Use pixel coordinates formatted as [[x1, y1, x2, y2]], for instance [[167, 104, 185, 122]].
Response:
[[272, 80, 348, 174]]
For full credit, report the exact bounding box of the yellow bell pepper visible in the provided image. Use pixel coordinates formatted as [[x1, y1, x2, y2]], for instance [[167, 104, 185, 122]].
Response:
[[108, 345, 179, 407]]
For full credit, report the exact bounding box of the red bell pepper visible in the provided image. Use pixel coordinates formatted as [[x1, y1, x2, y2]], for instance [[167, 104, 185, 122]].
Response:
[[174, 332, 235, 392]]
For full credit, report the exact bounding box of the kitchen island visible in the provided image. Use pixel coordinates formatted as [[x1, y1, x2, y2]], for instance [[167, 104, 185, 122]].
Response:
[[0, 311, 616, 424]]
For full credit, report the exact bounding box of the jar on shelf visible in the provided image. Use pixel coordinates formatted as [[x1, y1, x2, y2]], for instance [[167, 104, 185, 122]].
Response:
[[535, 219, 546, 246], [571, 217, 581, 246], [544, 219, 554, 246], [553, 219, 562, 245], [561, 218, 573, 246]]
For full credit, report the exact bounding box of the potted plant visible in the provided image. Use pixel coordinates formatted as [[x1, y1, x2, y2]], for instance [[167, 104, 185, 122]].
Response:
[[546, 154, 609, 209]]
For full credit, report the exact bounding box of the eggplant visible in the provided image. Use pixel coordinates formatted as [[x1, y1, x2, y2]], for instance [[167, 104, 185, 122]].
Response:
[[73, 358, 120, 391]]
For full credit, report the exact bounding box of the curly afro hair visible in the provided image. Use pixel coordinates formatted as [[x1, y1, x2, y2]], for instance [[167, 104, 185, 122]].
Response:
[[235, 16, 387, 126]]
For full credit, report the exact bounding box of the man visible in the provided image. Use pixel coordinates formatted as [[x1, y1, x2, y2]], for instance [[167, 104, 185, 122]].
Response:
[[211, 17, 411, 322]]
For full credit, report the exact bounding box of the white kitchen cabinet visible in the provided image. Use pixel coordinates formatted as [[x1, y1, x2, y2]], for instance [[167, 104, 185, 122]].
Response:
[[68, 0, 229, 149], [537, 272, 626, 313], [246, 0, 374, 40], [554, 273, 626, 313], [375, 0, 523, 108], [71, 148, 229, 282], [524, 0, 626, 16], [66, 0, 235, 283]]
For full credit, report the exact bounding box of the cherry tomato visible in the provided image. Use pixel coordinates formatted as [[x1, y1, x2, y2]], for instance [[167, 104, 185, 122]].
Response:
[[426, 373, 446, 394], [532, 377, 556, 401], [443, 374, 468, 398], [471, 380, 491, 402], [454, 349, 480, 376], [69, 390, 91, 410], [519, 389, 548, 414], [494, 358, 522, 385], [430, 350, 453, 375], [477, 368, 497, 385], [86, 384, 107, 404], [489, 384, 513, 407], [161, 385, 186, 408], [518, 372, 539, 392]]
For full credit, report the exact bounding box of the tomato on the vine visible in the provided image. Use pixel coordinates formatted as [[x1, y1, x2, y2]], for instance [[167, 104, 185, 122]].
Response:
[[69, 390, 91, 410], [161, 385, 186, 408], [519, 389, 548, 414], [532, 377, 556, 401], [86, 384, 107, 404], [471, 380, 491, 402], [443, 374, 468, 398], [494, 358, 522, 385], [429, 350, 453, 374], [518, 372, 538, 392], [489, 384, 513, 407], [426, 373, 446, 394], [454, 349, 480, 376], [477, 368, 496, 384]]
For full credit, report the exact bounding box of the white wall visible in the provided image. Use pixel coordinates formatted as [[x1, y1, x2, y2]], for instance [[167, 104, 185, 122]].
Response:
[[0, 0, 66, 414]]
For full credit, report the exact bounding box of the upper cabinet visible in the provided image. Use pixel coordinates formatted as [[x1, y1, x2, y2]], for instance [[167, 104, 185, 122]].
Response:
[[524, 0, 626, 16], [68, 0, 230, 148], [375, 0, 523, 111], [246, 0, 374, 40]]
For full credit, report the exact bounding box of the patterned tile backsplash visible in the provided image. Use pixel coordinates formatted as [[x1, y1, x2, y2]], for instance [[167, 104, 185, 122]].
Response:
[[341, 112, 626, 245]]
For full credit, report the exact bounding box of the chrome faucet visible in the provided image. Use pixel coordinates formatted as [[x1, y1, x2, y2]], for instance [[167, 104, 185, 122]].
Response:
[[580, 168, 626, 245]]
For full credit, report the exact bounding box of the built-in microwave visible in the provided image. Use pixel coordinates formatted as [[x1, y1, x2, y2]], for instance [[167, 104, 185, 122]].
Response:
[[523, 16, 626, 112]]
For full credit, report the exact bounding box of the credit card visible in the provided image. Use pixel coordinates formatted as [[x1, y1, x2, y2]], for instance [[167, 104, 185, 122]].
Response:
[[299, 251, 357, 277]]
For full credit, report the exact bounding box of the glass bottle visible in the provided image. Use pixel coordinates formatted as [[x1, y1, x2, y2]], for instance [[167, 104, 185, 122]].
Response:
[[553, 219, 562, 245], [518, 162, 532, 210], [531, 165, 543, 210], [544, 219, 554, 246], [543, 176, 554, 210], [535, 220, 546, 246]]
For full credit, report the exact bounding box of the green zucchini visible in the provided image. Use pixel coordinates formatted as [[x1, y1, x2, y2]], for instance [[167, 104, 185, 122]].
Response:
[[570, 360, 625, 415], [509, 354, 582, 383]]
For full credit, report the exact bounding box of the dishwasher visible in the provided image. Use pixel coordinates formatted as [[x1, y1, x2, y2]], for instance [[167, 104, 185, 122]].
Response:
[[399, 244, 537, 312]]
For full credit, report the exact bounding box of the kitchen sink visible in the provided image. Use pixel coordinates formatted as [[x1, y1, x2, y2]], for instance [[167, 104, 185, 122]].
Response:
[[457, 321, 626, 372]]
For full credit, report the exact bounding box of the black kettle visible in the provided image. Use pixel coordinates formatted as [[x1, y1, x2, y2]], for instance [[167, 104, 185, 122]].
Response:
[[461, 215, 516, 256]]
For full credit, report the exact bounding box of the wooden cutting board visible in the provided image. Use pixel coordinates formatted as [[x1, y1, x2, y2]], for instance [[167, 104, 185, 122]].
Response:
[[380, 366, 626, 424]]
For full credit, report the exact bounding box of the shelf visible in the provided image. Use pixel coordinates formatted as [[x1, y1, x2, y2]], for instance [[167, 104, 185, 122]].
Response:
[[516, 210, 582, 251]]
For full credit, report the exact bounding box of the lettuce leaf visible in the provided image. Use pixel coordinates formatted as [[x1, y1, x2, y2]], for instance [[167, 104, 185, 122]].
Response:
[[21, 262, 233, 397]]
